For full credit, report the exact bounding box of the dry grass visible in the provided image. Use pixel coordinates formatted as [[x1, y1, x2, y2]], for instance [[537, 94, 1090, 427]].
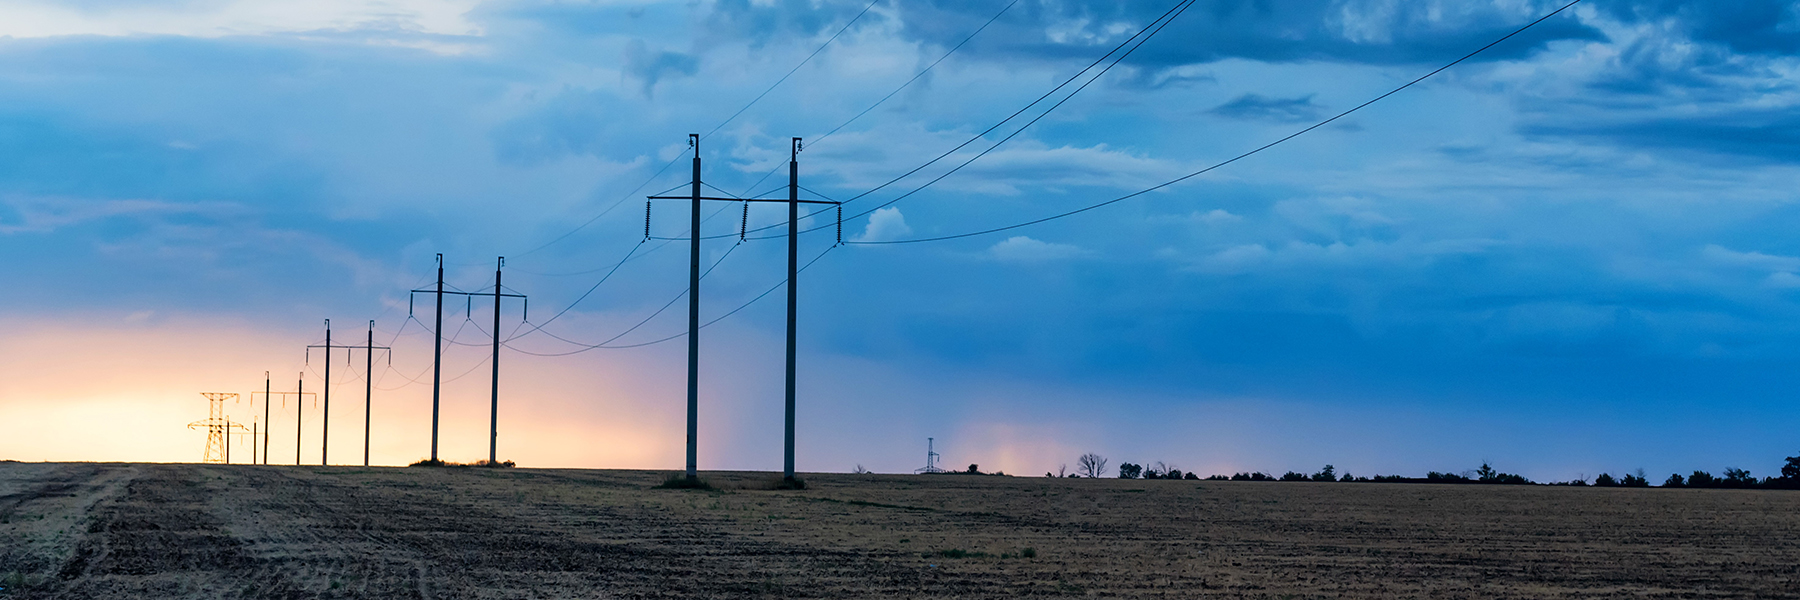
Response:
[[2, 463, 1797, 598]]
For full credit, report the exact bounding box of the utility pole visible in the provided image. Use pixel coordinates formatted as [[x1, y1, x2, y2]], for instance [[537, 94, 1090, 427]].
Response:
[[324, 320, 332, 465], [365, 321, 375, 467], [686, 133, 702, 482], [644, 134, 839, 483], [407, 257, 524, 465], [252, 380, 313, 466], [296, 373, 304, 465], [308, 320, 389, 467], [783, 137, 801, 483], [489, 257, 503, 465], [432, 254, 444, 461]]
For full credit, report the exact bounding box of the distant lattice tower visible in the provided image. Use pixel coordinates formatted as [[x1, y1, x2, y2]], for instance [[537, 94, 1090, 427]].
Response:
[[188, 393, 239, 463], [915, 437, 946, 474]]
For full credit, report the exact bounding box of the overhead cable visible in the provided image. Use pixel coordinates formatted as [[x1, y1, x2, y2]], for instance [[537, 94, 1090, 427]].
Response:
[[850, 0, 1586, 245]]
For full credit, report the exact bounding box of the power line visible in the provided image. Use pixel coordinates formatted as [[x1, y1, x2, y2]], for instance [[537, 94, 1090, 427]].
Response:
[[733, 0, 1023, 198], [513, 0, 880, 261], [702, 0, 883, 141], [850, 0, 1585, 245], [679, 0, 1194, 242], [508, 240, 745, 353], [772, 0, 1197, 241], [505, 244, 837, 356]]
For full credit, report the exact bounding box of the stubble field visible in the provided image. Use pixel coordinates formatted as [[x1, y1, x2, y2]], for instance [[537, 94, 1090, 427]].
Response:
[[1, 462, 1796, 598]]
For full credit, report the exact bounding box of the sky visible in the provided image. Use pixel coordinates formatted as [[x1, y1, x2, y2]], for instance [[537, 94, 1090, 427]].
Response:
[[2, 0, 1798, 482]]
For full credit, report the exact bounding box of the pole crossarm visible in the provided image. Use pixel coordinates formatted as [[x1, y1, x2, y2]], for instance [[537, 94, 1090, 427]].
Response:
[[306, 343, 392, 351], [407, 289, 528, 322], [647, 195, 839, 205]]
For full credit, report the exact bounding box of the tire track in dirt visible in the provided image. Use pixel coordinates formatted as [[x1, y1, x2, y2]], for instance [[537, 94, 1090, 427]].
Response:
[[43, 465, 278, 599]]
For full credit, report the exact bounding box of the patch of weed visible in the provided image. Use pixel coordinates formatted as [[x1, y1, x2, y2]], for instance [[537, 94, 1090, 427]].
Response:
[[654, 474, 716, 491]]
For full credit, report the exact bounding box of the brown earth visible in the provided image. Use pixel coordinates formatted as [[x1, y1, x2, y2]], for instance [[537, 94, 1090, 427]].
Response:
[[1, 462, 1796, 598]]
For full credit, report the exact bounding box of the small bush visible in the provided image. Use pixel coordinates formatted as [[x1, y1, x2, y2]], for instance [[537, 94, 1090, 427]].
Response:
[[773, 477, 807, 490], [1117, 463, 1143, 479], [1184, 472, 1200, 480], [1021, 547, 1037, 558], [655, 474, 715, 491], [1279, 471, 1309, 482], [1663, 473, 1686, 487]]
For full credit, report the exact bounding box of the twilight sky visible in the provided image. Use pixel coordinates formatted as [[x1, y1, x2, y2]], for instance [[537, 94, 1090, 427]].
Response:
[[3, 0, 1798, 481]]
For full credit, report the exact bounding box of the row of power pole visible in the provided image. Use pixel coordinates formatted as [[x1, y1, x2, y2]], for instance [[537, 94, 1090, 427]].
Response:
[[204, 133, 825, 478]]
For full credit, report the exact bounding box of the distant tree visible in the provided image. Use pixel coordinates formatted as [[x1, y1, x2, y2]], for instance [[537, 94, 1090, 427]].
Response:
[[1207, 474, 1229, 481], [1168, 469, 1185, 480], [1077, 453, 1109, 479], [1184, 472, 1201, 480], [967, 464, 981, 474], [1058, 464, 1068, 478], [1476, 463, 1498, 482], [852, 464, 870, 474], [1148, 462, 1172, 479], [1688, 471, 1717, 487], [1426, 471, 1472, 484], [1594, 473, 1618, 487], [1118, 463, 1143, 479], [1722, 467, 1755, 488], [1621, 469, 1650, 488], [1783, 454, 1800, 480], [1312, 465, 1337, 482], [1280, 471, 1309, 482], [1663, 473, 1686, 487]]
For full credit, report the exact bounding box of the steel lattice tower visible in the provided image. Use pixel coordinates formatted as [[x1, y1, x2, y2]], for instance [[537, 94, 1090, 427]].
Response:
[[188, 393, 239, 463]]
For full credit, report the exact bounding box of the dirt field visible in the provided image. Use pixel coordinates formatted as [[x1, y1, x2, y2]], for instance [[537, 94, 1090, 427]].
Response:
[[1, 462, 1797, 598]]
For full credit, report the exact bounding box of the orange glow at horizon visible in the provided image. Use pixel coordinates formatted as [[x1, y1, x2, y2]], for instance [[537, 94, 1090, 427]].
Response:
[[0, 313, 688, 468]]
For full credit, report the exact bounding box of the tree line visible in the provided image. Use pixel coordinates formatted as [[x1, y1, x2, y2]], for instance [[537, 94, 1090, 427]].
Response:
[[1048, 452, 1800, 490]]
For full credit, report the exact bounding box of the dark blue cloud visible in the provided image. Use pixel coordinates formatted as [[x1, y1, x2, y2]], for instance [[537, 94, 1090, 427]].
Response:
[[1602, 0, 1800, 56], [698, 0, 1603, 69], [1208, 93, 1324, 123], [623, 39, 699, 97], [1525, 108, 1800, 164]]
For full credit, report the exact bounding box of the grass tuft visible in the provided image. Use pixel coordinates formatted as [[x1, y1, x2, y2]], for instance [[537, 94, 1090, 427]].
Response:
[[654, 474, 716, 490], [408, 458, 516, 468]]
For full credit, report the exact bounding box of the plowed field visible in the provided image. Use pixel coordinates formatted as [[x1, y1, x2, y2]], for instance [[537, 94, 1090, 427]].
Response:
[[1, 462, 1796, 598]]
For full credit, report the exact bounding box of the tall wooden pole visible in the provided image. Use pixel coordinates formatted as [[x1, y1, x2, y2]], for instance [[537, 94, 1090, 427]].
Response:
[[686, 133, 702, 482], [431, 254, 444, 462], [784, 137, 801, 482], [489, 257, 503, 465]]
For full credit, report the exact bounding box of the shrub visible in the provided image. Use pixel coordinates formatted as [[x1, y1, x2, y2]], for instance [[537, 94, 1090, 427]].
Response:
[[1118, 463, 1143, 479], [655, 474, 715, 490], [1206, 474, 1229, 481], [1663, 473, 1685, 487], [1425, 471, 1472, 483], [1279, 471, 1309, 482], [1184, 472, 1200, 480], [1594, 473, 1618, 487], [1722, 468, 1756, 488], [1621, 470, 1650, 487], [1688, 471, 1717, 487]]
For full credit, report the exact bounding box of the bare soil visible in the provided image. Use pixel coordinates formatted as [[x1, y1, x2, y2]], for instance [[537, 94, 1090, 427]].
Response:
[[1, 462, 1796, 598]]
